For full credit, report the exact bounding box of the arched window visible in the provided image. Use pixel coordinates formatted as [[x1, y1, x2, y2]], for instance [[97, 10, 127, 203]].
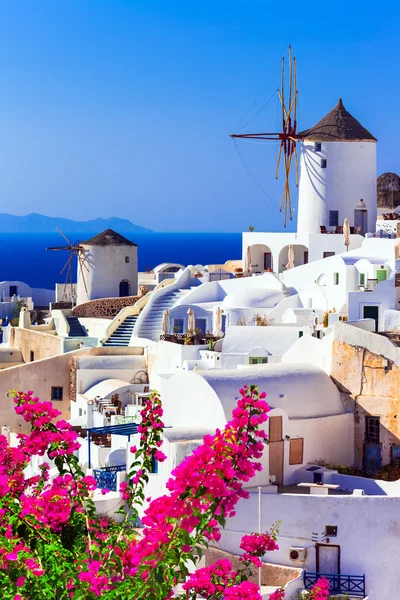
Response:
[[119, 280, 130, 297]]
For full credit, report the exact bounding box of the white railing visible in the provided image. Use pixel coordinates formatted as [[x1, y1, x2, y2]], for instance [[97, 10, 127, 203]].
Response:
[[134, 267, 193, 339]]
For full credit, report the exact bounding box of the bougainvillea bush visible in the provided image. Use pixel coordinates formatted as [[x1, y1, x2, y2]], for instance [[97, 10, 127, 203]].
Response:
[[0, 387, 329, 599]]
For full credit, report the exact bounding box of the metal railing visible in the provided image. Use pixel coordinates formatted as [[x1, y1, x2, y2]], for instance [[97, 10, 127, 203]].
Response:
[[93, 465, 127, 492], [304, 572, 365, 597], [115, 415, 139, 425], [160, 333, 220, 346]]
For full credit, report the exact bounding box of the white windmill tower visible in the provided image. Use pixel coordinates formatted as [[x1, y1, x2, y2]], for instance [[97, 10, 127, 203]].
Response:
[[297, 99, 377, 235], [76, 229, 138, 305]]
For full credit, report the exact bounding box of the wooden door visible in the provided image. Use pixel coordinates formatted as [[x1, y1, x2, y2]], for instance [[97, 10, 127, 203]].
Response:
[[269, 417, 284, 484], [269, 441, 284, 485], [316, 544, 340, 575]]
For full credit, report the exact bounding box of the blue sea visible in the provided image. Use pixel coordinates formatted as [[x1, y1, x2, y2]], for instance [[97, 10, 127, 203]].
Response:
[[0, 232, 242, 289]]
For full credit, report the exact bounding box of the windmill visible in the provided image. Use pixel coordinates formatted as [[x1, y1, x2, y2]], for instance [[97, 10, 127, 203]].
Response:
[[46, 229, 89, 305], [230, 46, 299, 227]]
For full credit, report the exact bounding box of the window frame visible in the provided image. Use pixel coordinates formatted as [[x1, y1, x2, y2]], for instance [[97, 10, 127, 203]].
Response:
[[150, 455, 159, 474], [329, 210, 339, 227], [359, 273, 365, 286], [248, 357, 268, 365], [289, 438, 304, 465], [51, 386, 63, 402], [314, 142, 322, 152], [173, 318, 184, 334], [323, 251, 336, 258], [333, 272, 339, 285], [125, 256, 130, 263], [365, 416, 380, 442]]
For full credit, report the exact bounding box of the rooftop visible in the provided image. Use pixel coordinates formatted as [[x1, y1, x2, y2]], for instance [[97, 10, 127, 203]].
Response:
[[299, 99, 376, 142], [82, 229, 137, 247]]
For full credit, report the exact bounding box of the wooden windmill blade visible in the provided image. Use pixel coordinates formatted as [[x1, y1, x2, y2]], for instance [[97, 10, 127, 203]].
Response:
[[77, 252, 90, 298], [230, 45, 300, 227]]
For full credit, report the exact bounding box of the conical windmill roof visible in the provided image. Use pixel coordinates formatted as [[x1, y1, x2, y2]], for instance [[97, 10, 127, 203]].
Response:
[[82, 229, 137, 247], [299, 99, 376, 142]]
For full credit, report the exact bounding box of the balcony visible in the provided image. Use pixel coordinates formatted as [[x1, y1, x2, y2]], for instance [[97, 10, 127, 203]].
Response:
[[93, 465, 126, 492], [304, 572, 365, 597]]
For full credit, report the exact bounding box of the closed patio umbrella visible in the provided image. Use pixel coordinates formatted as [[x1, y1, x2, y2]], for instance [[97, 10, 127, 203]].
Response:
[[343, 218, 350, 251], [244, 246, 252, 276], [187, 307, 195, 332], [285, 245, 295, 269], [213, 306, 223, 337], [161, 309, 170, 334]]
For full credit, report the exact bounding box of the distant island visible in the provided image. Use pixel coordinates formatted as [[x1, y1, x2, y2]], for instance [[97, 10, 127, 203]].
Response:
[[0, 213, 152, 233]]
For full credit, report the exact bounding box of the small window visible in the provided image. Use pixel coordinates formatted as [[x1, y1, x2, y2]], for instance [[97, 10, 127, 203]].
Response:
[[324, 525, 338, 538], [289, 438, 304, 465], [365, 416, 380, 442], [329, 210, 339, 227], [173, 318, 184, 334], [150, 455, 158, 474], [314, 142, 322, 152], [51, 387, 63, 401], [323, 251, 335, 258], [299, 331, 304, 338], [321, 158, 327, 168], [79, 408, 82, 417], [392, 445, 400, 461], [125, 256, 130, 263], [249, 357, 268, 365], [359, 273, 365, 286], [194, 318, 207, 334], [333, 272, 339, 285], [30, 351, 35, 362]]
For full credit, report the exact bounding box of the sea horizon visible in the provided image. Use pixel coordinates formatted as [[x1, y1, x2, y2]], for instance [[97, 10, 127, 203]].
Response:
[[0, 231, 243, 289]]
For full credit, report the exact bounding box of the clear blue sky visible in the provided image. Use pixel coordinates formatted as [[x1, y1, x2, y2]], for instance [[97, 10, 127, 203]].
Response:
[[0, 1, 399, 232]]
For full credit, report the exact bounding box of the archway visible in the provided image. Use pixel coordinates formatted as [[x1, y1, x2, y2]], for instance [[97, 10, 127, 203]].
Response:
[[248, 244, 273, 274], [119, 280, 130, 297], [278, 244, 309, 273]]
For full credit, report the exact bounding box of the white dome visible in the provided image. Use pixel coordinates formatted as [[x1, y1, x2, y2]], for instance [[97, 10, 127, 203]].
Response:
[[222, 288, 283, 309]]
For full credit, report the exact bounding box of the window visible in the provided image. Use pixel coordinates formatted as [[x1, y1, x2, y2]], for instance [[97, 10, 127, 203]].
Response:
[[51, 387, 63, 401], [289, 438, 304, 465], [249, 357, 268, 365], [365, 416, 380, 442], [359, 273, 365, 286], [321, 158, 327, 168], [30, 351, 35, 362], [194, 318, 207, 334], [324, 525, 338, 538], [9, 285, 17, 296], [298, 331, 304, 338], [314, 142, 322, 152], [125, 256, 130, 263], [173, 318, 184, 334], [333, 272, 339, 285], [264, 252, 272, 270], [392, 445, 400, 461], [377, 269, 387, 283], [323, 251, 335, 258], [150, 456, 158, 474], [329, 210, 339, 227]]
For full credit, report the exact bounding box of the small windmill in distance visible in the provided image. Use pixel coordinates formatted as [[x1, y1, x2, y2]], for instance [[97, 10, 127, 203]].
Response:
[[47, 229, 89, 305]]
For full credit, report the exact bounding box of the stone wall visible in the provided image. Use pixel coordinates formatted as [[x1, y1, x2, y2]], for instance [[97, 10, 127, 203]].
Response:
[[331, 337, 400, 467], [11, 327, 63, 363], [72, 296, 140, 319]]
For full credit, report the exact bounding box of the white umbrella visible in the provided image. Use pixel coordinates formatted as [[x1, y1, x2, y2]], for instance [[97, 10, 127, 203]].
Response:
[[187, 307, 195, 333], [285, 245, 295, 269], [244, 246, 252, 276], [343, 218, 350, 251], [161, 309, 170, 334], [213, 306, 223, 337]]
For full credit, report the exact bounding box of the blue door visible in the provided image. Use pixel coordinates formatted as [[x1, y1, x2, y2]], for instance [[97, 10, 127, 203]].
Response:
[[364, 443, 381, 473]]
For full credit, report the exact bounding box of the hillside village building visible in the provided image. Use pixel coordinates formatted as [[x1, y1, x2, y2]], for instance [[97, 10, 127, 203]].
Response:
[[1, 99, 400, 599]]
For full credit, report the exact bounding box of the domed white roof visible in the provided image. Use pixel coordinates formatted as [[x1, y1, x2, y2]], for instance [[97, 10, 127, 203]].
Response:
[[222, 288, 283, 309], [201, 363, 345, 419]]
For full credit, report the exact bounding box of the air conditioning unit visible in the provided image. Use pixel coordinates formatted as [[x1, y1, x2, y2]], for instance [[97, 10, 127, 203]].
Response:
[[289, 547, 307, 562]]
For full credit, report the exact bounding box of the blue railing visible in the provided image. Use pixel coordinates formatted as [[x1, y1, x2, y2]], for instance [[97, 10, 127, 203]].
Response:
[[93, 465, 127, 492], [304, 572, 365, 597]]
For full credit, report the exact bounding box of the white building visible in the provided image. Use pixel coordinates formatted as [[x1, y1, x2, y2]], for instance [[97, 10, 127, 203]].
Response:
[[76, 229, 138, 305], [297, 98, 377, 235]]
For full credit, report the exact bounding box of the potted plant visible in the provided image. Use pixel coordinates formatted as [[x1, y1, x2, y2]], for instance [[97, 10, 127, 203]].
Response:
[[194, 271, 203, 279], [184, 333, 193, 345]]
